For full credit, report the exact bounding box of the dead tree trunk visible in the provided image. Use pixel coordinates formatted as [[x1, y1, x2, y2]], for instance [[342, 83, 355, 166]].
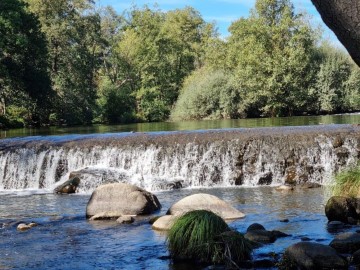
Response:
[[311, 0, 360, 67]]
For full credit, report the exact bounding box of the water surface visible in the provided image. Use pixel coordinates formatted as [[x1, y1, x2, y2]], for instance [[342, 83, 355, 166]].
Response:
[[0, 187, 357, 269], [1, 113, 359, 138]]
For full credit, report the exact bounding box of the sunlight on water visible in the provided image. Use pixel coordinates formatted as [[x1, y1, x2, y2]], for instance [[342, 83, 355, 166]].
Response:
[[0, 187, 356, 269]]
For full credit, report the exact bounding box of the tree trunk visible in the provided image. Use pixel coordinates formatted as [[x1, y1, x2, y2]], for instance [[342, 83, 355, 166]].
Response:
[[311, 0, 360, 67]]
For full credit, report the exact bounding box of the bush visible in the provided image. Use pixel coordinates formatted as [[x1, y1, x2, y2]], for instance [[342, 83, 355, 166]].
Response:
[[167, 210, 252, 266], [331, 165, 360, 197], [171, 68, 240, 121]]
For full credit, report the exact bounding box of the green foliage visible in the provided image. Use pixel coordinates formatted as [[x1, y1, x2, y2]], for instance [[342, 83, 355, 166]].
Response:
[[331, 165, 360, 198], [26, 0, 102, 125], [227, 0, 318, 117], [314, 45, 351, 113], [2, 0, 359, 128], [97, 78, 136, 123], [172, 68, 239, 120], [0, 0, 52, 127], [167, 210, 252, 266], [110, 6, 215, 122]]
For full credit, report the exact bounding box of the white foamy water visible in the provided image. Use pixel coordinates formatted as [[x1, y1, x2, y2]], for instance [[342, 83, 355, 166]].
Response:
[[0, 126, 359, 194]]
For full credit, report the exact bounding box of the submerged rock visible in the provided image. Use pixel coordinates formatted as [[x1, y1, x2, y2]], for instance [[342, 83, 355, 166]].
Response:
[[17, 222, 38, 232], [86, 183, 161, 219], [299, 182, 322, 189], [166, 193, 245, 220], [283, 242, 348, 269], [325, 196, 360, 224], [150, 180, 185, 191], [330, 232, 360, 253], [54, 177, 80, 194]]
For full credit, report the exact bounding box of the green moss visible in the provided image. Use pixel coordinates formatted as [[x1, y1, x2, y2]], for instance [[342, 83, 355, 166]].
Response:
[[167, 210, 252, 266]]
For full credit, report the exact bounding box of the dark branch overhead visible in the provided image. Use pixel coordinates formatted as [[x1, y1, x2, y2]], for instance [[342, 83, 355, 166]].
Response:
[[311, 0, 360, 67]]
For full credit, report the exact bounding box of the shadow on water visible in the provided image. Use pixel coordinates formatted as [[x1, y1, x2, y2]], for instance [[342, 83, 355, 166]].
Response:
[[0, 187, 359, 269]]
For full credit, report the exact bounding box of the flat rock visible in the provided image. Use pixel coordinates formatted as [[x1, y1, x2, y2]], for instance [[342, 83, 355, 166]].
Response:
[[152, 215, 178, 231], [284, 242, 348, 269], [330, 232, 360, 253], [166, 193, 245, 220], [116, 215, 135, 224], [86, 183, 161, 218], [299, 182, 322, 189], [275, 185, 294, 191], [89, 212, 123, 220]]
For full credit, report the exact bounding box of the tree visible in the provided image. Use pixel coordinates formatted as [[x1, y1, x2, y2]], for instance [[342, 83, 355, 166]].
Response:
[[227, 0, 318, 117], [0, 0, 52, 126], [311, 0, 360, 67], [26, 0, 102, 125], [315, 48, 351, 113], [112, 6, 215, 122]]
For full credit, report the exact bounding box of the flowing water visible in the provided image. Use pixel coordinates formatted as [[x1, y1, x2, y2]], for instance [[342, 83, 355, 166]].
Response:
[[0, 114, 360, 269], [1, 187, 357, 270]]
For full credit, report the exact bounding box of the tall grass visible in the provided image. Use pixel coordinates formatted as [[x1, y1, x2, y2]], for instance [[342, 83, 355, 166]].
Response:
[[167, 210, 252, 266], [331, 165, 360, 197]]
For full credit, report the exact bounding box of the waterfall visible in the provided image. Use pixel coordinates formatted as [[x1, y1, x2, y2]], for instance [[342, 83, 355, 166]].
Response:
[[0, 125, 359, 193]]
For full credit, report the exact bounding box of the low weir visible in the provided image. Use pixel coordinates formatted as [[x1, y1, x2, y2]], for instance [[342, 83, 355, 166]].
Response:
[[0, 125, 359, 193]]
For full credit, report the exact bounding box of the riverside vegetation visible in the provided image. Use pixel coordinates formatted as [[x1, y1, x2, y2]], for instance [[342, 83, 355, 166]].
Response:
[[1, 0, 360, 128]]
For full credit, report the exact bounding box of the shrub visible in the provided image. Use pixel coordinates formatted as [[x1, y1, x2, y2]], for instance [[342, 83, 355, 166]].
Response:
[[167, 210, 252, 266], [171, 68, 240, 121], [331, 165, 360, 197]]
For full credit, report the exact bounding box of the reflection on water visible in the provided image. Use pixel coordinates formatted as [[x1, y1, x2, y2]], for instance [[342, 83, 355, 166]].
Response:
[[1, 113, 360, 138], [0, 187, 358, 269]]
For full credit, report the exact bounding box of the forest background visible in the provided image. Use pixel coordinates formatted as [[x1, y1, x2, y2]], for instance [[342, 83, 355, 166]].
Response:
[[1, 0, 359, 128]]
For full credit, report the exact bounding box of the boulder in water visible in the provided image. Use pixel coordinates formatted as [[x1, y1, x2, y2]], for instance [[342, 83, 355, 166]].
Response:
[[166, 193, 245, 220], [54, 177, 80, 194], [152, 215, 178, 231], [86, 183, 161, 219], [325, 196, 360, 224], [282, 242, 347, 269], [330, 232, 360, 253], [244, 223, 289, 244]]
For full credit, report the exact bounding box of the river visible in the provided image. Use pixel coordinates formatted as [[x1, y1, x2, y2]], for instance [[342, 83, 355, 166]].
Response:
[[1, 113, 360, 138], [0, 114, 359, 269]]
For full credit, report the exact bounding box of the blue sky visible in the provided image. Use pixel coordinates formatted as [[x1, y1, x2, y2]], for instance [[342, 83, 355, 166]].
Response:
[[99, 0, 341, 47]]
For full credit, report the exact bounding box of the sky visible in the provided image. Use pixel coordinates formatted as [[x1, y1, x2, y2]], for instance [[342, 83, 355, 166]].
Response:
[[99, 0, 342, 47]]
